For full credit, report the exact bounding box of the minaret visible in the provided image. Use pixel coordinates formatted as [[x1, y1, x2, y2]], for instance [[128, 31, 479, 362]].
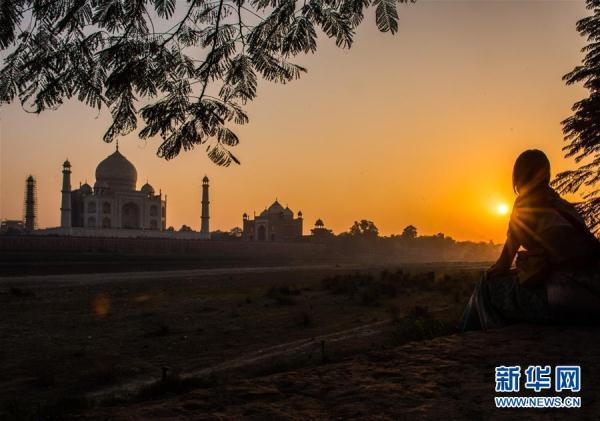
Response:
[[200, 175, 210, 237], [23, 175, 37, 231], [60, 159, 72, 228]]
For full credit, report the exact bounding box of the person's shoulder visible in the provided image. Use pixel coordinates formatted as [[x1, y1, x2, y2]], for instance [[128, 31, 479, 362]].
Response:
[[510, 194, 536, 223], [555, 195, 577, 210], [509, 197, 523, 224], [513, 195, 525, 207], [512, 194, 530, 212]]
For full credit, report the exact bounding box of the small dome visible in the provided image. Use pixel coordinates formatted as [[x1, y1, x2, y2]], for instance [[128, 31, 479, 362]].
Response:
[[95, 150, 137, 191], [141, 182, 155, 195], [243, 212, 248, 218], [63, 159, 71, 168], [297, 211, 303, 217], [315, 219, 324, 227], [80, 183, 92, 194], [203, 175, 209, 183]]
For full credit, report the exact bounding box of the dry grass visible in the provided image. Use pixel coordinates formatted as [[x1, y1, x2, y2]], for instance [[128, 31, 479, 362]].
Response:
[[0, 264, 483, 418]]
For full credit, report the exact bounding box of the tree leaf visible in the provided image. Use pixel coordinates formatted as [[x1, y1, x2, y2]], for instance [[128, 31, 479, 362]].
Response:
[[154, 0, 177, 19], [374, 0, 398, 34]]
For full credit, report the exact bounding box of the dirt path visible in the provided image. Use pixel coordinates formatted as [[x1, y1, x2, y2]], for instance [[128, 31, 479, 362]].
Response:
[[0, 264, 355, 285], [0, 261, 488, 286], [85, 318, 394, 404], [83, 324, 600, 420]]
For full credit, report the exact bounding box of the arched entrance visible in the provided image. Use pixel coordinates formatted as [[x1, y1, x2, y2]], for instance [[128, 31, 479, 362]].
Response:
[[121, 202, 140, 229]]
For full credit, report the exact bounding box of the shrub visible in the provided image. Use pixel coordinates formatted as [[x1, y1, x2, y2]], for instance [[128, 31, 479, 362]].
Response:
[[321, 274, 359, 296], [265, 285, 300, 305], [322, 272, 397, 306], [392, 305, 455, 345]]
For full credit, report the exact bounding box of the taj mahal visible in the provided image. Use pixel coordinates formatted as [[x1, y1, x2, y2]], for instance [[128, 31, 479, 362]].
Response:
[[36, 147, 211, 239], [23, 147, 322, 242], [61, 148, 167, 231]]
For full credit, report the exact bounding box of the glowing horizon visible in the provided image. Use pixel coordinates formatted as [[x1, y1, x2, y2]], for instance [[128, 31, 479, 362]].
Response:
[[0, 1, 590, 243]]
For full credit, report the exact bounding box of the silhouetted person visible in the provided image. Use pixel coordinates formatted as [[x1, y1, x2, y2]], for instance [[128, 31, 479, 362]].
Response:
[[460, 149, 600, 331]]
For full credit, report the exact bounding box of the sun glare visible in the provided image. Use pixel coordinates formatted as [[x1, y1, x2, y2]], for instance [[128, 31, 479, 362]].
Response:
[[496, 203, 510, 216]]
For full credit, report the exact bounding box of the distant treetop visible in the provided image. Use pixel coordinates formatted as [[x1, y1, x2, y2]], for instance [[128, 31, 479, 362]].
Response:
[[349, 219, 379, 237]]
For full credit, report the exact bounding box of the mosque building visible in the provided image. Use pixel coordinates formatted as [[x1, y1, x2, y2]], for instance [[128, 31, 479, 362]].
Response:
[[242, 200, 303, 241]]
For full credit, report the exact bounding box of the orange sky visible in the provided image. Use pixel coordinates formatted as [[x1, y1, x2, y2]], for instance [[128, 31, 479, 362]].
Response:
[[0, 0, 591, 242]]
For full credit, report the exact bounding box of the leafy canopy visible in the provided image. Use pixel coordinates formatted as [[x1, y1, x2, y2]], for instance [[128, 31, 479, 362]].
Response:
[[0, 0, 414, 165], [557, 0, 600, 233], [349, 219, 379, 237], [401, 224, 416, 239]]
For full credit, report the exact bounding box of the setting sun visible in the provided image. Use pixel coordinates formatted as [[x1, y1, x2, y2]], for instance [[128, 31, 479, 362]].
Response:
[[496, 203, 510, 216]]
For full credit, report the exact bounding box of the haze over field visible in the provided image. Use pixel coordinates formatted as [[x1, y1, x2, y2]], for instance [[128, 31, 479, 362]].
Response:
[[0, 0, 589, 242]]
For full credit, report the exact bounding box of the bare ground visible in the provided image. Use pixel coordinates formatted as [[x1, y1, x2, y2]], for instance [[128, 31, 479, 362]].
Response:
[[83, 324, 600, 420], [8, 262, 586, 420], [1, 263, 479, 418]]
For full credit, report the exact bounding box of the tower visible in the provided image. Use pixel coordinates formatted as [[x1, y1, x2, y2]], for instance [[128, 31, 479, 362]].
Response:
[[60, 159, 72, 228], [200, 175, 210, 237], [23, 175, 37, 231]]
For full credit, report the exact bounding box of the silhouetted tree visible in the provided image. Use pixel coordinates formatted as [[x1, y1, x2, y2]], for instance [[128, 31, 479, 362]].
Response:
[[556, 0, 600, 234], [349, 219, 379, 237], [211, 226, 243, 239], [0, 0, 415, 165], [179, 224, 192, 232], [229, 226, 243, 237], [401, 224, 417, 239]]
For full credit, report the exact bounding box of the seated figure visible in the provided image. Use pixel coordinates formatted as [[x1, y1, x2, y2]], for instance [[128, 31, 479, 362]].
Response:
[[460, 149, 600, 331]]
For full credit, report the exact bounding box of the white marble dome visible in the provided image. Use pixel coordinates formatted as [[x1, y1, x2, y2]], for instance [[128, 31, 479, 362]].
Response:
[[95, 150, 137, 191]]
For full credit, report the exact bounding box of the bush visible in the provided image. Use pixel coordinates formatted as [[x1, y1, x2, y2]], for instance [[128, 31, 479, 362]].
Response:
[[321, 274, 359, 296], [322, 272, 398, 306], [322, 268, 479, 309], [265, 285, 301, 305], [392, 305, 454, 345]]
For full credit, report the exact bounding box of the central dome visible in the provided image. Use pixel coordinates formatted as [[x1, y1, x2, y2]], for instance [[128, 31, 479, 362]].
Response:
[[267, 200, 284, 214], [95, 150, 137, 191]]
